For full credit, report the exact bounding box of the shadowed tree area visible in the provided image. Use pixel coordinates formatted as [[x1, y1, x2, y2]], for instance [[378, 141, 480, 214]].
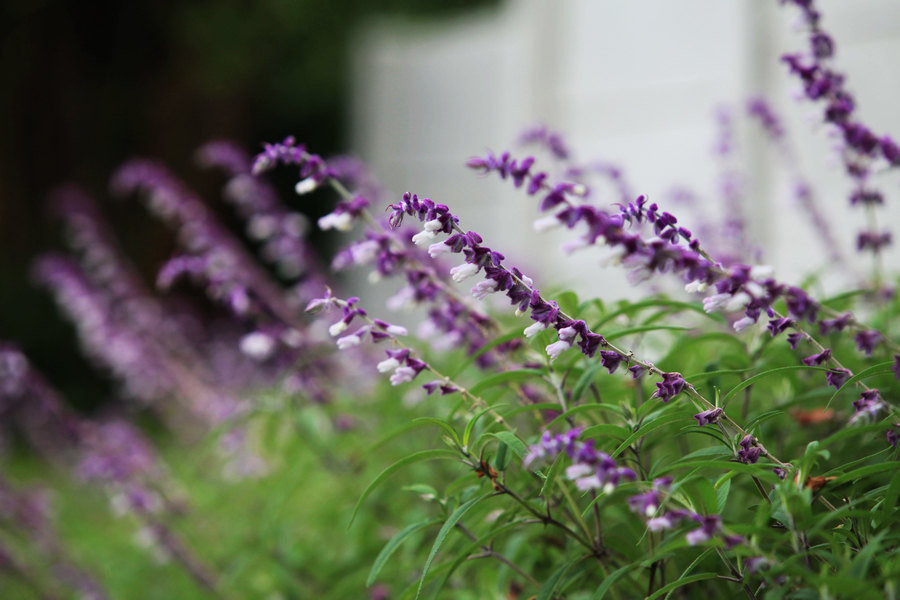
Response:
[[0, 0, 499, 410]]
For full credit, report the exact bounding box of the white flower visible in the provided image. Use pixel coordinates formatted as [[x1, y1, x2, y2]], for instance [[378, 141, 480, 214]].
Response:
[[328, 320, 348, 336], [336, 334, 361, 350], [318, 212, 353, 231], [470, 279, 498, 300], [349, 240, 380, 265], [702, 293, 731, 313], [647, 516, 674, 532], [450, 263, 479, 283], [644, 504, 657, 518], [377, 358, 400, 373], [523, 322, 548, 338], [423, 219, 443, 232], [390, 366, 417, 385], [750, 265, 774, 279], [565, 463, 593, 480], [684, 280, 707, 294], [725, 292, 751, 312], [427, 242, 451, 258], [239, 332, 275, 361], [294, 177, 318, 195], [411, 229, 437, 246], [574, 474, 602, 491], [533, 214, 561, 232], [732, 316, 756, 332], [545, 340, 572, 360], [561, 238, 590, 255], [557, 326, 578, 342], [386, 324, 408, 336]]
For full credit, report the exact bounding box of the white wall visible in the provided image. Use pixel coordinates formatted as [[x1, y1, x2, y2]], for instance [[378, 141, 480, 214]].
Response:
[[350, 0, 900, 302]]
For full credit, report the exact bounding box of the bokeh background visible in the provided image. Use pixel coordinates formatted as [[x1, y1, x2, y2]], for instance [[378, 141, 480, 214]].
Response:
[[3, 0, 900, 411], [0, 0, 499, 410]]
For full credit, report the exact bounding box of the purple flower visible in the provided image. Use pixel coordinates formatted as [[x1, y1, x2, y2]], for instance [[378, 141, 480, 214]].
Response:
[[737, 435, 762, 464], [854, 330, 882, 356], [767, 317, 794, 337], [850, 389, 885, 424], [888, 425, 900, 448], [745, 556, 768, 574], [894, 355, 900, 380], [787, 332, 804, 350], [599, 350, 624, 374], [686, 514, 721, 546], [652, 372, 686, 402], [693, 407, 724, 427], [802, 348, 831, 366], [826, 368, 852, 390]]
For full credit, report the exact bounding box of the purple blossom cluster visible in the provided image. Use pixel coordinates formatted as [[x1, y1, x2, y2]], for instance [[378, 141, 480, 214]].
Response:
[[780, 0, 895, 254], [523, 429, 635, 494], [468, 148, 900, 434]]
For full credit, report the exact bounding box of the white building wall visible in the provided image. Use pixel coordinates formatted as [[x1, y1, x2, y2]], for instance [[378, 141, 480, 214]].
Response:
[[350, 0, 900, 303]]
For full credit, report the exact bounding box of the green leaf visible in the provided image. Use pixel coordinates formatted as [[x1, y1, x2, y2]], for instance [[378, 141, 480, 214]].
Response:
[[603, 325, 691, 341], [367, 517, 442, 586], [412, 417, 461, 448], [571, 362, 606, 405], [830, 462, 900, 487], [540, 452, 565, 498], [645, 573, 718, 600], [720, 365, 830, 408], [715, 475, 732, 514], [486, 432, 528, 461], [415, 493, 493, 599], [537, 556, 585, 600], [589, 564, 631, 599], [450, 329, 526, 378], [493, 441, 510, 471], [581, 423, 630, 441], [349, 449, 460, 527], [547, 403, 625, 429], [463, 405, 499, 448], [825, 361, 895, 407], [610, 411, 687, 458], [878, 470, 900, 528], [467, 369, 545, 396]]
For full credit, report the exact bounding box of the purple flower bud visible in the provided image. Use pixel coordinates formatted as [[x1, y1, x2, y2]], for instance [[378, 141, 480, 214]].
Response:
[[599, 351, 623, 374], [854, 330, 882, 356], [802, 348, 831, 366], [825, 368, 852, 389], [652, 372, 686, 402], [693, 407, 724, 427]]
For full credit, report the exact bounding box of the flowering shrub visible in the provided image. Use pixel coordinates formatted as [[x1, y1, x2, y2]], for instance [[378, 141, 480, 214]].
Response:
[[2, 1, 900, 598]]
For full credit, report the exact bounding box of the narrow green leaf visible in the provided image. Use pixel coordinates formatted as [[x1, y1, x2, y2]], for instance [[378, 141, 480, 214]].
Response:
[[537, 556, 585, 600], [571, 362, 606, 405], [493, 442, 510, 471], [581, 423, 630, 441], [367, 518, 442, 586], [589, 564, 632, 600], [878, 470, 900, 528], [604, 325, 691, 341], [720, 365, 829, 407], [610, 412, 687, 458], [463, 406, 498, 448], [830, 462, 900, 487], [468, 368, 545, 396], [547, 403, 625, 429], [540, 452, 565, 498], [349, 449, 460, 527], [646, 573, 718, 600], [715, 475, 732, 514], [416, 493, 493, 599], [826, 361, 895, 407], [450, 329, 525, 378], [486, 431, 528, 461], [412, 417, 461, 448]]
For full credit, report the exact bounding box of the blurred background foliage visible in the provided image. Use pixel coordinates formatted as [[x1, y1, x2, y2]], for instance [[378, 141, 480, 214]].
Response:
[[0, 0, 499, 411]]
